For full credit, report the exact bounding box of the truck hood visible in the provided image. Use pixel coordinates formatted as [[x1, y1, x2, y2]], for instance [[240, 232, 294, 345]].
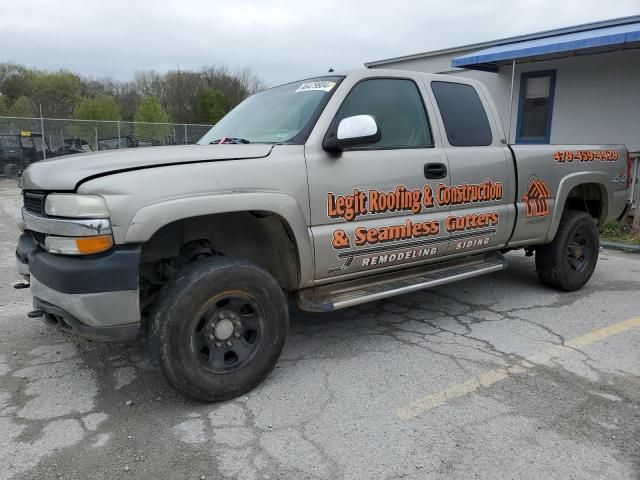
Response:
[[19, 144, 273, 191]]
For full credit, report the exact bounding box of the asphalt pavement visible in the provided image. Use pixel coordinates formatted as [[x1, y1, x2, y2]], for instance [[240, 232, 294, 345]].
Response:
[[0, 179, 639, 480]]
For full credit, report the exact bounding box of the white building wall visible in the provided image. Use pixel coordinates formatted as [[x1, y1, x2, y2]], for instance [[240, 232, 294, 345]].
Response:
[[506, 49, 640, 151], [369, 48, 640, 151]]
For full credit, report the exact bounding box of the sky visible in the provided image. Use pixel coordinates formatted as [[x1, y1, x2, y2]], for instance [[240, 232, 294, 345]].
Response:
[[2, 0, 639, 86]]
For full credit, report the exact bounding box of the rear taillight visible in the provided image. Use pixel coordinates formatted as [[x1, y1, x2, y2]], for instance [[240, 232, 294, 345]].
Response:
[[627, 151, 634, 189]]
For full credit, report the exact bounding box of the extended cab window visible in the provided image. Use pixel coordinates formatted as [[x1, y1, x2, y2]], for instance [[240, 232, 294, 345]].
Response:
[[431, 81, 492, 147], [334, 78, 432, 148]]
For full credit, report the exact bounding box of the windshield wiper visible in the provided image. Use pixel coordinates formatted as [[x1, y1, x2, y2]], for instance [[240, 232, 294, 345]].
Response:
[[209, 137, 251, 145]]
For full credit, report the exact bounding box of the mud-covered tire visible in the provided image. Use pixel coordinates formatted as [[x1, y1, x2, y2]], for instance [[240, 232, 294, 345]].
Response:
[[535, 210, 599, 291], [149, 257, 289, 401]]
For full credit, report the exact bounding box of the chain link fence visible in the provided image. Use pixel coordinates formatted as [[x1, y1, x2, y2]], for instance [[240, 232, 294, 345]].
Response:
[[0, 116, 213, 177]]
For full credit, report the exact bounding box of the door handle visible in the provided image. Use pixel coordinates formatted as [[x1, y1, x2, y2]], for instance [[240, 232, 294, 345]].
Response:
[[424, 163, 447, 179]]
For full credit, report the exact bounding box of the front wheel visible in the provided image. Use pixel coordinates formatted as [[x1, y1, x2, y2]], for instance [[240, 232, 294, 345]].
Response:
[[535, 210, 599, 291], [149, 257, 289, 401]]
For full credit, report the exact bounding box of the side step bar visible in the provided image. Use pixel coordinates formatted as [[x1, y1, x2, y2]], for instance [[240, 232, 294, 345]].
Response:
[[297, 252, 507, 312]]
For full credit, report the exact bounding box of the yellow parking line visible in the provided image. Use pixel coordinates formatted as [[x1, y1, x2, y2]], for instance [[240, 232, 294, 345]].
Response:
[[397, 316, 640, 420]]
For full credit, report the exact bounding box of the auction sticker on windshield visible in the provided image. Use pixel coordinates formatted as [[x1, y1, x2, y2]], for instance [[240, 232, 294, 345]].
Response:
[[295, 81, 336, 93]]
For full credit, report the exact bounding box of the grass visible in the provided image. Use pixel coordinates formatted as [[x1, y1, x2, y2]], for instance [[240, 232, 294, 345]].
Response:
[[600, 221, 640, 245]]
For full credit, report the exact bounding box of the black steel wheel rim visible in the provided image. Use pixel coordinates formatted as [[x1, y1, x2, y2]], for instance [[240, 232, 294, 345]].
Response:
[[191, 292, 264, 373], [566, 230, 590, 272]]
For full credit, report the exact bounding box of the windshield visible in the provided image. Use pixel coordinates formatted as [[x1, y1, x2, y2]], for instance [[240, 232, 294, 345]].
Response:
[[198, 76, 343, 145]]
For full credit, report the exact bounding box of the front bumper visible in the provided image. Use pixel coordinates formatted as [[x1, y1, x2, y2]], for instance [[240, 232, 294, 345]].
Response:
[[16, 233, 142, 341]]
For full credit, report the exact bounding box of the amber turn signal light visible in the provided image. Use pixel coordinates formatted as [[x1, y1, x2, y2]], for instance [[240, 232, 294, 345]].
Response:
[[75, 235, 114, 254], [44, 235, 114, 255]]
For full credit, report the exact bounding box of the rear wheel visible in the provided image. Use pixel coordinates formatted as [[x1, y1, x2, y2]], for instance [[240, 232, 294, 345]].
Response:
[[535, 210, 599, 291], [149, 257, 289, 401]]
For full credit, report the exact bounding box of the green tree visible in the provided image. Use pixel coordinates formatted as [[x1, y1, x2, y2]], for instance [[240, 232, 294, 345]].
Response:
[[31, 71, 82, 118], [158, 70, 202, 123], [1, 69, 35, 102], [74, 96, 122, 120], [8, 96, 37, 117], [133, 96, 170, 123], [73, 96, 122, 142], [0, 95, 8, 115], [194, 88, 228, 124], [133, 96, 170, 142], [0, 62, 265, 124], [0, 63, 28, 93]]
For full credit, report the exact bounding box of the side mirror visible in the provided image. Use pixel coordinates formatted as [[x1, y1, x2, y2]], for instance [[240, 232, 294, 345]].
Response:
[[323, 115, 381, 152]]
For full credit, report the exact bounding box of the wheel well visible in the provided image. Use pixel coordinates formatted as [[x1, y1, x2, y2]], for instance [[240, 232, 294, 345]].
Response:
[[138, 211, 300, 315], [563, 183, 606, 223]]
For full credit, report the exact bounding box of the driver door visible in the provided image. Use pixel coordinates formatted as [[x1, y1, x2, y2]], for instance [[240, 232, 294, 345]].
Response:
[[305, 74, 452, 282]]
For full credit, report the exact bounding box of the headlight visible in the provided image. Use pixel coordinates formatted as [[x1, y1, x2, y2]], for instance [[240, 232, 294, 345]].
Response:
[[45, 194, 109, 218], [44, 235, 113, 255]]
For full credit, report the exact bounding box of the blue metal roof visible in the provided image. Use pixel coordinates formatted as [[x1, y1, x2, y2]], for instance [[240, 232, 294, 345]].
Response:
[[452, 21, 640, 70]]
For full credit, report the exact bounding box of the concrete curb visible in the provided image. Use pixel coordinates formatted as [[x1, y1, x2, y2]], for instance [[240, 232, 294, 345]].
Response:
[[600, 240, 640, 253]]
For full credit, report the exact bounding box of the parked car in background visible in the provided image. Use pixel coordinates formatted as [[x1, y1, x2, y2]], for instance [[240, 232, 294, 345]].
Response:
[[0, 132, 66, 178], [97, 136, 162, 150], [97, 137, 135, 150], [58, 137, 94, 155], [136, 137, 163, 148], [0, 135, 23, 176]]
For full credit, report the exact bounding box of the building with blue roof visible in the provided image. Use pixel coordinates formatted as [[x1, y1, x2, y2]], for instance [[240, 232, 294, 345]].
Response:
[[366, 16, 640, 152]]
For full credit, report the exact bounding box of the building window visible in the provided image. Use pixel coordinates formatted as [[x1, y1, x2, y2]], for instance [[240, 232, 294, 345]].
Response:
[[516, 70, 556, 144]]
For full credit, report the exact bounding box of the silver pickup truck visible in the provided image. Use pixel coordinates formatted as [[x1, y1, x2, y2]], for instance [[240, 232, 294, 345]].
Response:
[[15, 69, 632, 401]]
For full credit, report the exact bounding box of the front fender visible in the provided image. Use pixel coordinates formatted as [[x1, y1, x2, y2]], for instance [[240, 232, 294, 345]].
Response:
[[124, 192, 315, 286]]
